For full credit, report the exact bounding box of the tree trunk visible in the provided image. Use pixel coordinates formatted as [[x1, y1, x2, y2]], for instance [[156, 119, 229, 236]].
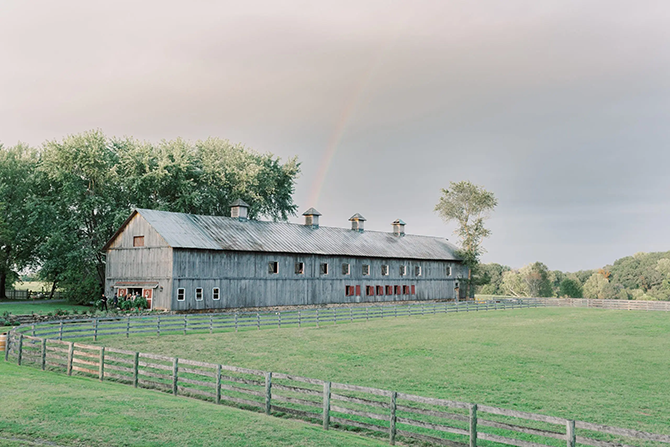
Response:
[[49, 281, 58, 299], [0, 271, 6, 299], [466, 268, 472, 300]]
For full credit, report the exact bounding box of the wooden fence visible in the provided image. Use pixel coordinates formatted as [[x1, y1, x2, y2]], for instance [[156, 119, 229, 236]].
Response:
[[3, 289, 62, 300], [537, 297, 670, 311], [4, 299, 670, 447]]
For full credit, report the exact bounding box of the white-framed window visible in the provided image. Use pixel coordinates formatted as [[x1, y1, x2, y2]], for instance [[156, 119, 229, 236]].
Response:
[[295, 262, 304, 274], [362, 264, 370, 276], [446, 266, 452, 276], [399, 265, 407, 276], [212, 287, 220, 300], [415, 265, 422, 276], [342, 263, 350, 275], [320, 263, 328, 275], [269, 261, 279, 274], [381, 265, 389, 276], [177, 288, 185, 301], [195, 288, 203, 301]]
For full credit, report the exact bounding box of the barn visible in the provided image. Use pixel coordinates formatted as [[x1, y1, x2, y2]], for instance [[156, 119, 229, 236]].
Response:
[[103, 200, 467, 311]]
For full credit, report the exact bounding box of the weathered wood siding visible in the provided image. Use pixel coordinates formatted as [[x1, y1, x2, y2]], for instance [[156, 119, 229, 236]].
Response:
[[170, 250, 466, 311], [105, 213, 173, 310]]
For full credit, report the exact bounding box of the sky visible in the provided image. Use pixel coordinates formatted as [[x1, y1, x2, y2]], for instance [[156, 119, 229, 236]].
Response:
[[1, 1, 669, 271]]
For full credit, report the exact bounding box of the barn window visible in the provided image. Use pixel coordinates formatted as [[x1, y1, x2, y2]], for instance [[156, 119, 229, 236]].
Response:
[[362, 264, 370, 276], [345, 286, 354, 296], [320, 263, 328, 275], [195, 288, 203, 301], [399, 265, 407, 276], [212, 288, 220, 300], [411, 285, 416, 295], [394, 285, 401, 295], [386, 285, 393, 295], [133, 236, 145, 247], [342, 263, 350, 275], [355, 285, 361, 296], [269, 262, 279, 274], [403, 285, 410, 295], [376, 285, 384, 295], [295, 262, 304, 275], [446, 266, 452, 276], [415, 266, 422, 276], [177, 288, 185, 301], [381, 265, 389, 276], [366, 286, 375, 296]]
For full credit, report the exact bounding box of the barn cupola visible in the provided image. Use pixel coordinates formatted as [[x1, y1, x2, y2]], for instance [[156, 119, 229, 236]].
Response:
[[349, 213, 366, 232], [302, 208, 321, 229], [230, 199, 250, 221], [392, 219, 406, 237]]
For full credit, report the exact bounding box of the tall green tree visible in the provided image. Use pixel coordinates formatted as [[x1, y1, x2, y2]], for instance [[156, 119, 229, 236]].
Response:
[[0, 144, 41, 298], [435, 181, 498, 298]]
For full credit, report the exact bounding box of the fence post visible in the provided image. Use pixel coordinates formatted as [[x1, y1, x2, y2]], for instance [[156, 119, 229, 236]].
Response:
[[298, 311, 301, 328], [381, 306, 383, 319], [323, 381, 331, 430], [157, 316, 160, 336], [395, 305, 398, 318], [216, 364, 222, 405], [126, 316, 130, 338], [32, 324, 35, 337], [94, 318, 98, 341], [183, 315, 187, 335], [4, 332, 10, 362], [265, 372, 272, 415], [366, 307, 369, 321], [469, 404, 478, 447], [316, 309, 319, 328], [133, 352, 139, 388], [235, 313, 238, 332], [390, 391, 398, 445], [566, 420, 576, 447], [41, 338, 47, 370], [99, 347, 105, 381], [334, 308, 337, 324], [17, 334, 24, 366], [350, 308, 353, 322], [257, 312, 260, 330], [59, 321, 63, 340], [172, 358, 179, 395], [67, 342, 74, 376], [278, 312, 281, 328], [209, 315, 213, 334]]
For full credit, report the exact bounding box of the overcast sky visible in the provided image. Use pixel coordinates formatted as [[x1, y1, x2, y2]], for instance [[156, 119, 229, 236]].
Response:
[[2, 1, 669, 271]]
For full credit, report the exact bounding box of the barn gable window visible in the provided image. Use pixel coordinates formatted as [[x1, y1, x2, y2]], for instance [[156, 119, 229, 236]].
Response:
[[269, 262, 279, 274], [415, 266, 422, 276], [381, 265, 389, 276], [195, 288, 203, 301], [342, 263, 350, 275], [212, 288, 220, 300], [362, 264, 370, 276], [295, 262, 304, 275], [399, 265, 407, 276], [133, 236, 145, 247], [320, 263, 328, 275], [446, 266, 452, 276], [177, 288, 185, 301]]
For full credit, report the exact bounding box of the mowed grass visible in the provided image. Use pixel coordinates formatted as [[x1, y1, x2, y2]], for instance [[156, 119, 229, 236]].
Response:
[[91, 308, 670, 433], [0, 301, 93, 316], [0, 361, 383, 447]]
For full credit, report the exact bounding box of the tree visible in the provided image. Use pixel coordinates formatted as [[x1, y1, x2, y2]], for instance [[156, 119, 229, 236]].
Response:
[[0, 144, 41, 298], [435, 181, 497, 299], [501, 270, 529, 297], [583, 272, 617, 299], [521, 262, 553, 297], [559, 277, 583, 298], [476, 263, 511, 295]]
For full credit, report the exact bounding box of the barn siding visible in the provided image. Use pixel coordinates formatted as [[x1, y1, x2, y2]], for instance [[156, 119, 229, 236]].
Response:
[[105, 214, 174, 310], [169, 249, 466, 311]]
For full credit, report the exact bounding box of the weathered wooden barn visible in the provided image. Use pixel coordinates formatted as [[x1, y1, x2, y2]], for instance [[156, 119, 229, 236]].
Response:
[[103, 201, 467, 311]]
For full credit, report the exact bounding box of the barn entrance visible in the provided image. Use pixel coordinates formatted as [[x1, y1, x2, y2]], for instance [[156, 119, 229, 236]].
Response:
[[114, 282, 157, 310]]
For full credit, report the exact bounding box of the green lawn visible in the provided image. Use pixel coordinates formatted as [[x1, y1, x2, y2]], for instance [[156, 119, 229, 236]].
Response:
[[0, 301, 93, 316], [89, 308, 670, 434], [0, 361, 383, 447]]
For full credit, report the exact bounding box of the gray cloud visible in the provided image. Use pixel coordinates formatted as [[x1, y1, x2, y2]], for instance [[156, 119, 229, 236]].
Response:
[[1, 0, 669, 271]]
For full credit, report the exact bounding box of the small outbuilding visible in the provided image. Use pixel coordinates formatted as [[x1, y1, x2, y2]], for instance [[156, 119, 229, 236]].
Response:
[[103, 201, 467, 310]]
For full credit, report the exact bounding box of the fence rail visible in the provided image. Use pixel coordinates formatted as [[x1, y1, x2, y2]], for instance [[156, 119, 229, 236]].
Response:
[[4, 298, 670, 447], [2, 289, 62, 300]]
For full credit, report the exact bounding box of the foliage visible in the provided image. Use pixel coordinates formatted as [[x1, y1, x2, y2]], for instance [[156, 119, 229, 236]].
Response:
[[559, 277, 583, 298], [583, 272, 616, 299], [501, 262, 553, 297], [11, 129, 300, 304], [476, 263, 511, 295]]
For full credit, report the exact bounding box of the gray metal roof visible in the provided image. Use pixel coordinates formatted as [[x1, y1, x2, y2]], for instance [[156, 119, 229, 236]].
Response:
[[129, 209, 461, 261]]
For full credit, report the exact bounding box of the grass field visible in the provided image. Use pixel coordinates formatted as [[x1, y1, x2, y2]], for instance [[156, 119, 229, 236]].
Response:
[[87, 308, 670, 434], [0, 301, 93, 316], [0, 361, 383, 447]]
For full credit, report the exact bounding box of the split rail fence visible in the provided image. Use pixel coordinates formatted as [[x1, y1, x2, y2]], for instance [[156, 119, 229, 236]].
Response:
[[4, 299, 670, 447]]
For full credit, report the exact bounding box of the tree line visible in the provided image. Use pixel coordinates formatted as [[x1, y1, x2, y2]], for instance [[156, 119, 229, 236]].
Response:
[[0, 130, 300, 302], [476, 251, 670, 301]]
